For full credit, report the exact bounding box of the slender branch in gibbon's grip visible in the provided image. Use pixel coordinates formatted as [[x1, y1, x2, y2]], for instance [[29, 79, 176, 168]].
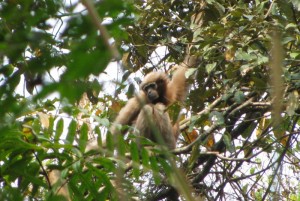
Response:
[[110, 66, 187, 149]]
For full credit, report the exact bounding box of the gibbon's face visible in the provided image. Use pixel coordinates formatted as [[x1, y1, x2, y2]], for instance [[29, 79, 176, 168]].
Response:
[[142, 82, 159, 102], [141, 72, 168, 104]]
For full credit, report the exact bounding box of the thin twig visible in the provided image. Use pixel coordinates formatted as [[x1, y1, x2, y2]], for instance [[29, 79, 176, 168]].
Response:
[[33, 151, 52, 189], [179, 96, 223, 130], [81, 0, 121, 60], [200, 151, 253, 161], [264, 0, 275, 19]]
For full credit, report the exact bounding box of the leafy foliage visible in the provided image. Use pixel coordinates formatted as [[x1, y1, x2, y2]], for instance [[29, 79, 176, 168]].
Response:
[[1, 0, 300, 200]]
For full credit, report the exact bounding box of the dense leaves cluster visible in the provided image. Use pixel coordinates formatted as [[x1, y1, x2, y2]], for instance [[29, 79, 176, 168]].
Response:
[[1, 0, 300, 200]]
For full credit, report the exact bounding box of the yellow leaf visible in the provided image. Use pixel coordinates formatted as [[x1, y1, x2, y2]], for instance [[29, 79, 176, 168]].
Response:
[[256, 118, 265, 137], [205, 134, 215, 149], [243, 142, 253, 157], [22, 122, 35, 141], [22, 126, 32, 134], [280, 136, 288, 146], [203, 120, 211, 126], [184, 130, 198, 143], [34, 48, 42, 57], [37, 112, 49, 128], [122, 52, 130, 68], [286, 90, 299, 116], [225, 48, 235, 61], [111, 101, 122, 113], [95, 109, 102, 116]]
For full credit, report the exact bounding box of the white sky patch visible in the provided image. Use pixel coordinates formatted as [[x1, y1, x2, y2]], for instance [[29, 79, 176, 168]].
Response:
[[151, 46, 168, 65]]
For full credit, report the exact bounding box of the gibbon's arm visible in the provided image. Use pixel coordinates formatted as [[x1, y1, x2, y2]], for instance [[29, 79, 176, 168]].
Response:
[[110, 92, 146, 135], [167, 66, 187, 104]]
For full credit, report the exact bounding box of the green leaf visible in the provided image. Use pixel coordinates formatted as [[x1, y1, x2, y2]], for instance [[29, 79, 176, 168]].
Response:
[[94, 116, 110, 127], [235, 49, 254, 61], [213, 2, 225, 15], [290, 51, 300, 59], [234, 90, 245, 104], [92, 157, 115, 171], [158, 158, 172, 176], [141, 147, 150, 169], [32, 118, 41, 135], [95, 126, 102, 147], [286, 91, 299, 116], [47, 194, 69, 201], [282, 36, 295, 44], [79, 123, 88, 152], [106, 132, 114, 153], [1, 128, 40, 151], [66, 120, 76, 144], [54, 119, 64, 141], [20, 162, 47, 189], [206, 62, 217, 74], [250, 167, 255, 175], [85, 163, 112, 198], [209, 111, 224, 125], [256, 55, 268, 65], [116, 134, 126, 157], [130, 141, 140, 179], [251, 76, 267, 89], [45, 115, 54, 138], [185, 68, 197, 78], [72, 160, 82, 173], [150, 156, 161, 184], [243, 14, 254, 20], [68, 177, 84, 199], [0, 187, 23, 201], [223, 133, 235, 153], [77, 171, 99, 198], [241, 122, 257, 138]]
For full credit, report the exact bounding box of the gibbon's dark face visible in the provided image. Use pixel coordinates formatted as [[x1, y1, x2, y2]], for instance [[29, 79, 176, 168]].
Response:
[[142, 79, 166, 103], [142, 82, 159, 102]]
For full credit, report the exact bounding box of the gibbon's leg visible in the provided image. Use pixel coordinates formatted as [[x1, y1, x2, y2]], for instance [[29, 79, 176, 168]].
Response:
[[135, 104, 176, 149]]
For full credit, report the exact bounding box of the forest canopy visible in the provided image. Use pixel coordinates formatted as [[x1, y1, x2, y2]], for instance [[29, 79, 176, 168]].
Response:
[[1, 0, 300, 200]]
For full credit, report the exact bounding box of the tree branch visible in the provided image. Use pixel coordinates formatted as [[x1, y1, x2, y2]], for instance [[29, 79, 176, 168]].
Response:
[[81, 0, 121, 60]]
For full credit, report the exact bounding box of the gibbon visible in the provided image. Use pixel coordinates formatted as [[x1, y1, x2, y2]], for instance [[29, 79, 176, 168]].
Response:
[[111, 67, 187, 149]]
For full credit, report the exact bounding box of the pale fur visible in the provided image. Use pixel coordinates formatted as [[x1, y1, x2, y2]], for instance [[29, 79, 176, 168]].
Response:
[[111, 67, 187, 149]]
